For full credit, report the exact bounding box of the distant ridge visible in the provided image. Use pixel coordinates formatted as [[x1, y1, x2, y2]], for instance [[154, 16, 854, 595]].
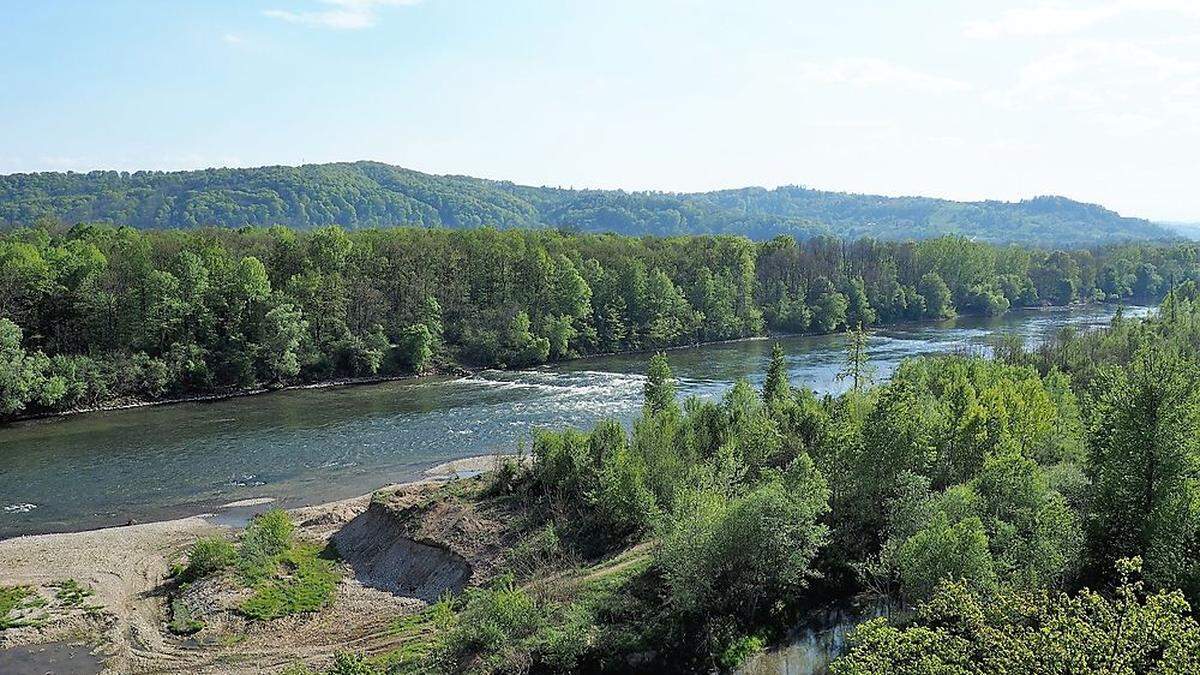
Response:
[[0, 161, 1175, 246]]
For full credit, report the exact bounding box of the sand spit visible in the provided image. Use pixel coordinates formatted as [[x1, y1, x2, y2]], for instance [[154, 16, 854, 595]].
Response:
[[0, 455, 510, 674]]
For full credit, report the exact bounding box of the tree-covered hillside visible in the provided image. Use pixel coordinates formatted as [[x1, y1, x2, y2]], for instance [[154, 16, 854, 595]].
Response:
[[0, 161, 1174, 245]]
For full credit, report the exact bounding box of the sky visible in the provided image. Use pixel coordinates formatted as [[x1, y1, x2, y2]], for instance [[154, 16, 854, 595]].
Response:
[[1, 1, 1198, 221]]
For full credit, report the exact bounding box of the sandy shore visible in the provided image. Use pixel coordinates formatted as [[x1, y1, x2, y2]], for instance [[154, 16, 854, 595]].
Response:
[[0, 455, 504, 674]]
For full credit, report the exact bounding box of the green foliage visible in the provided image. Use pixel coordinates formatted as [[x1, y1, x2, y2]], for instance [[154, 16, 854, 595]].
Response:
[[434, 576, 549, 674], [503, 526, 569, 580], [833, 559, 1200, 674], [180, 536, 237, 582], [919, 271, 955, 320], [325, 652, 383, 675], [0, 585, 44, 630], [642, 353, 677, 416], [836, 324, 874, 392], [717, 634, 766, 670], [168, 598, 204, 635], [426, 298, 1200, 672], [762, 342, 790, 404], [238, 509, 296, 581], [50, 579, 94, 607], [1, 221, 1190, 422], [1087, 344, 1200, 590], [808, 276, 849, 333], [896, 513, 995, 600], [656, 458, 829, 627], [0, 162, 1172, 245], [499, 311, 550, 367], [396, 323, 434, 373], [238, 543, 338, 621]]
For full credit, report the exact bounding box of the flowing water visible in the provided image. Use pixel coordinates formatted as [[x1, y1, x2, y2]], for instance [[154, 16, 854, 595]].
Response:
[[0, 305, 1147, 539]]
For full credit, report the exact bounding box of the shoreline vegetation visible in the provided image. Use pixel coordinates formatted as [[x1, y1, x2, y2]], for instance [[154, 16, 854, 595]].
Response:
[[5, 295, 1200, 673], [4, 301, 1129, 426], [2, 220, 1190, 424]]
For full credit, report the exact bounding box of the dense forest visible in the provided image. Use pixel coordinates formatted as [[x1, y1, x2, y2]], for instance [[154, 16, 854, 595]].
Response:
[[0, 162, 1175, 245], [257, 290, 1200, 673], [1, 222, 1197, 421]]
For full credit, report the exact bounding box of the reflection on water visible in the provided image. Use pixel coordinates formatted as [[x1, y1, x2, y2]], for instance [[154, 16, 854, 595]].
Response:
[[0, 305, 1147, 538], [739, 601, 900, 675]]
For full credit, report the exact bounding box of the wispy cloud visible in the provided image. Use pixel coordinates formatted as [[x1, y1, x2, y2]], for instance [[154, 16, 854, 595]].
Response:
[[264, 0, 422, 30], [966, 1, 1200, 39], [794, 58, 972, 94], [222, 33, 245, 45], [989, 39, 1200, 135]]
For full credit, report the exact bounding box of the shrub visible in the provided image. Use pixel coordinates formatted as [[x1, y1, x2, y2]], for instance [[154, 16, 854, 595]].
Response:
[[435, 576, 548, 673], [656, 457, 830, 628], [326, 652, 382, 675], [717, 633, 766, 670], [239, 509, 295, 580], [834, 559, 1200, 674], [486, 455, 523, 496], [897, 514, 995, 601], [503, 526, 568, 579], [181, 537, 236, 582]]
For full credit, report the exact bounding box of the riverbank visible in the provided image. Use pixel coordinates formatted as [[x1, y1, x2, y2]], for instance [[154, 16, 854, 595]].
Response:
[[0, 456, 503, 674], [4, 302, 1110, 426], [1, 303, 1149, 541], [4, 370, 464, 425]]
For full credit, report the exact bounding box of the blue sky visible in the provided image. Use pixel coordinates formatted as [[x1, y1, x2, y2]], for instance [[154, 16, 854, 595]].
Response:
[[2, 0, 1198, 221]]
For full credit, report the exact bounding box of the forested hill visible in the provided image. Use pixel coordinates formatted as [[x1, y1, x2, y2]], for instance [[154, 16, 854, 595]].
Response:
[[0, 161, 1174, 245]]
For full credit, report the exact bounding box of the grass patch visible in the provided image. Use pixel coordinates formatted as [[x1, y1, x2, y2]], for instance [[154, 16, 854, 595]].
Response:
[[0, 586, 47, 630], [380, 600, 455, 673], [50, 579, 95, 607], [238, 543, 339, 621], [173, 510, 342, 624]]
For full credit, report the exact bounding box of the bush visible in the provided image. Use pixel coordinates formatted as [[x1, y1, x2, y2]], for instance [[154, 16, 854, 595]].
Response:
[[486, 455, 523, 497], [181, 536, 236, 582], [897, 514, 995, 601], [326, 652, 382, 675], [833, 559, 1200, 674], [239, 509, 295, 580], [503, 525, 568, 579], [656, 457, 830, 627], [717, 633, 766, 670], [435, 576, 549, 673]]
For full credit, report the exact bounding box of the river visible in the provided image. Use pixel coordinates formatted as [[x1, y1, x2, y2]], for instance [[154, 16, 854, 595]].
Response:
[[0, 305, 1146, 539]]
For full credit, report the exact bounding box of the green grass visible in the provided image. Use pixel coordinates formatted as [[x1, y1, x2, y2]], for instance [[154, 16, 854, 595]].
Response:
[[0, 586, 47, 630], [51, 579, 94, 607], [238, 543, 339, 621], [378, 601, 455, 673]]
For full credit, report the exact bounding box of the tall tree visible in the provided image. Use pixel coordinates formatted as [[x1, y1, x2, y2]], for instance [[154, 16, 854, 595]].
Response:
[[762, 342, 791, 404], [1088, 345, 1200, 589]]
